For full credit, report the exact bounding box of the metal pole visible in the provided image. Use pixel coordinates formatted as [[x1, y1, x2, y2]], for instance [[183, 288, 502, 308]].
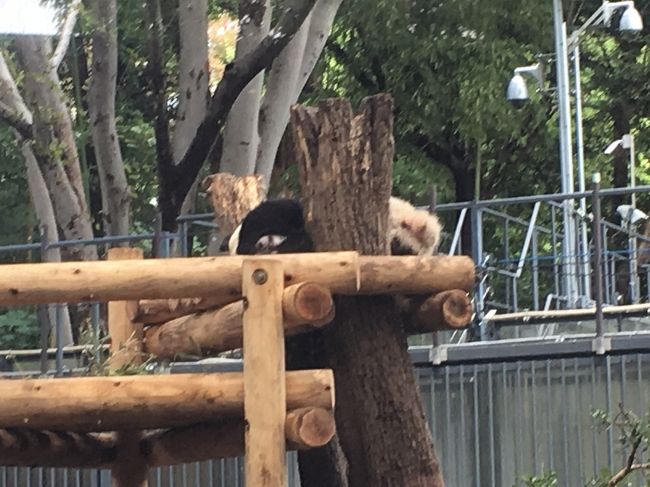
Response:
[[572, 45, 592, 306], [38, 225, 50, 375], [55, 304, 64, 376], [471, 203, 486, 340], [626, 134, 640, 302], [552, 0, 578, 308], [592, 173, 605, 339], [628, 134, 636, 208]]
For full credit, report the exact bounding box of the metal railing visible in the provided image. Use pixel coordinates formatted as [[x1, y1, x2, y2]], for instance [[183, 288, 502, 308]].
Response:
[[1, 186, 650, 370], [430, 185, 650, 343]]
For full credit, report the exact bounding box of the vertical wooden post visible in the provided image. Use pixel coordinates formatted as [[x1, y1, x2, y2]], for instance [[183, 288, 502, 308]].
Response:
[[242, 259, 286, 486], [107, 247, 148, 487]]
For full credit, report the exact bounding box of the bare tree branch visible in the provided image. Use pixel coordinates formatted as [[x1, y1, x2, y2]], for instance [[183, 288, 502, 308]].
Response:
[[0, 50, 34, 139], [51, 0, 82, 70], [0, 100, 33, 140], [608, 433, 643, 486], [164, 0, 317, 230], [219, 0, 271, 176], [144, 0, 175, 226]]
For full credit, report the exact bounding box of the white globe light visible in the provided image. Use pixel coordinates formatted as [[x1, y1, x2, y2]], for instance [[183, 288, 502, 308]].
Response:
[[619, 7, 643, 32]]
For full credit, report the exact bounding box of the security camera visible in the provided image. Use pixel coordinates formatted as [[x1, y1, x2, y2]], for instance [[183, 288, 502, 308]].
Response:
[[506, 73, 529, 109]]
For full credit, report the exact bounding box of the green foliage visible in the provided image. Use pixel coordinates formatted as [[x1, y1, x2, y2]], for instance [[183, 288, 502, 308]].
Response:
[[0, 127, 34, 252], [116, 108, 159, 232], [0, 309, 40, 350], [517, 471, 558, 487], [306, 0, 650, 207], [308, 0, 560, 201], [519, 405, 650, 486]]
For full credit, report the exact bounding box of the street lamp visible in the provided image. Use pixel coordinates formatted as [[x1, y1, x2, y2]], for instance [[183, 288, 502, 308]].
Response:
[[566, 1, 642, 307], [506, 0, 643, 309], [506, 63, 545, 109]]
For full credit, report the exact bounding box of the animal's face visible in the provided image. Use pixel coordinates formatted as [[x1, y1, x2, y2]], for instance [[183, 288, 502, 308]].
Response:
[[234, 199, 314, 255]]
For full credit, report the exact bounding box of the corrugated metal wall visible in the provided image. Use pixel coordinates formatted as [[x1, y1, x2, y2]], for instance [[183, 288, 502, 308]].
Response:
[[419, 353, 650, 486], [2, 353, 649, 486]]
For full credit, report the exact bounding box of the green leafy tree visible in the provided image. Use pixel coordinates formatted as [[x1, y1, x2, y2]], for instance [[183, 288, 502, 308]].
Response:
[[0, 309, 40, 350]]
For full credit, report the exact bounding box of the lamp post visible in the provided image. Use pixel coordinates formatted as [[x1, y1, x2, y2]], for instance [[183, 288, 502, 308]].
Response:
[[566, 1, 643, 306], [551, 0, 579, 307], [508, 0, 643, 309]]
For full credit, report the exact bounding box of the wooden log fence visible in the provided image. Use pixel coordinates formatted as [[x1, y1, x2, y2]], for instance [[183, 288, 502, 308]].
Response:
[[0, 249, 474, 486], [143, 281, 334, 359], [0, 253, 474, 305]]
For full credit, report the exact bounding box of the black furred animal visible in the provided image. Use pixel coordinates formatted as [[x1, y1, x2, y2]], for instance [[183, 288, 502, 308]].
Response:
[[232, 199, 314, 255], [225, 196, 442, 257]]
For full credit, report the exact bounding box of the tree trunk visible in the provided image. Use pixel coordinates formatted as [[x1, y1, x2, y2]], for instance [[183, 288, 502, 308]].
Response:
[[256, 0, 343, 185], [87, 0, 131, 237], [255, 11, 311, 184], [219, 0, 272, 176], [0, 51, 76, 344], [50, 0, 82, 70], [291, 96, 445, 486], [295, 0, 343, 93], [13, 36, 97, 261], [163, 0, 317, 229], [23, 145, 75, 346], [175, 0, 210, 218]]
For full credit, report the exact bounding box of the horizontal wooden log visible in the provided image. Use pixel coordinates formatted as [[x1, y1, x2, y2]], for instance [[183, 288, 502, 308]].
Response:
[[357, 255, 475, 295], [144, 282, 334, 359], [128, 255, 472, 326], [0, 429, 115, 468], [129, 296, 238, 325], [0, 370, 334, 432], [0, 253, 474, 306], [285, 407, 336, 449], [405, 290, 473, 333], [145, 407, 335, 466], [143, 301, 244, 359], [0, 252, 358, 306]]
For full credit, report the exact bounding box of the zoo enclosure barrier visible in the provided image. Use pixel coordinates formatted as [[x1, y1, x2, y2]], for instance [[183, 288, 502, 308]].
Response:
[[2, 341, 649, 487], [1, 185, 650, 376]]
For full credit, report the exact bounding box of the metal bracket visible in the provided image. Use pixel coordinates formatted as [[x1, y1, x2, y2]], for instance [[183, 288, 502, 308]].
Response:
[[429, 346, 448, 365], [592, 336, 612, 355]]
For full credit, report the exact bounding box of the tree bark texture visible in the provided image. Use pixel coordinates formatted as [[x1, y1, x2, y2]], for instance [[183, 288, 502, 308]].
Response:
[[13, 36, 97, 261], [291, 95, 446, 487], [219, 0, 271, 176], [50, 0, 82, 70], [255, 8, 310, 184], [88, 0, 131, 237], [294, 0, 343, 94], [165, 0, 317, 229], [23, 146, 75, 346], [0, 52, 75, 344], [256, 0, 343, 185], [145, 0, 176, 230], [175, 0, 210, 216]]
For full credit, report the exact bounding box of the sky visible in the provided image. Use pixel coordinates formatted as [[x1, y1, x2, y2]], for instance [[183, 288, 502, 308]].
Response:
[[0, 0, 59, 36]]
